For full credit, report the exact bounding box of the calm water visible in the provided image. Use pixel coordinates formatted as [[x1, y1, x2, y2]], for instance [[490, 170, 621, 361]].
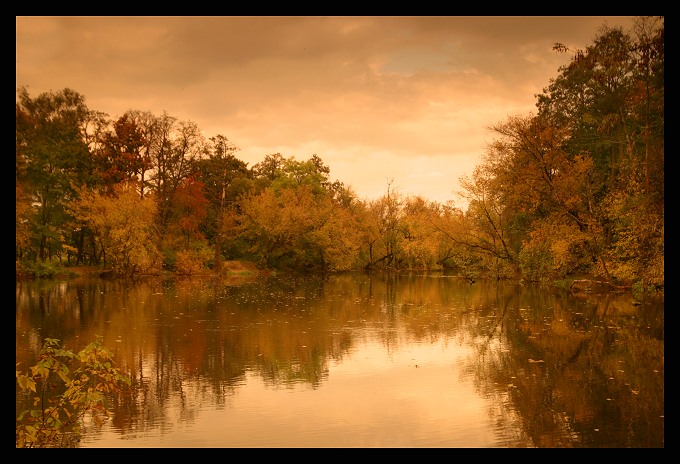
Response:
[[15, 272, 664, 448]]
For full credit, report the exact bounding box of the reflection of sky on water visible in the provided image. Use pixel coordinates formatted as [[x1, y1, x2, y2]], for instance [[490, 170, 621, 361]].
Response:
[[82, 336, 502, 448], [23, 275, 661, 448]]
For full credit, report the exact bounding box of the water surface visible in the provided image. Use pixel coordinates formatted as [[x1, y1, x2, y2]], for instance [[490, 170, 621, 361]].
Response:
[[15, 272, 664, 447]]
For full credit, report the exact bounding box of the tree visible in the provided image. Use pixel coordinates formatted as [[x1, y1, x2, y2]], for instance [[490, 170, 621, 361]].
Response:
[[193, 135, 251, 271], [68, 182, 161, 277], [459, 165, 519, 278], [168, 175, 209, 248], [540, 26, 635, 185], [270, 154, 331, 195], [16, 183, 33, 262], [534, 19, 664, 286], [456, 18, 664, 286], [399, 196, 465, 270], [238, 154, 363, 271], [143, 113, 206, 234], [16, 86, 94, 262], [96, 114, 148, 195], [630, 16, 664, 202], [251, 152, 286, 185]]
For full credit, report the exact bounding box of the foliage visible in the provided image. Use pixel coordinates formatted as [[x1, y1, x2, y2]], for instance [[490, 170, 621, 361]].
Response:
[[148, 116, 207, 234], [14, 17, 663, 291], [18, 260, 63, 279], [16, 337, 131, 448], [173, 245, 214, 275], [193, 136, 251, 244], [238, 155, 365, 271], [16, 183, 33, 259], [16, 86, 94, 262], [357, 181, 409, 270], [68, 182, 162, 277], [166, 175, 209, 248], [96, 113, 149, 192], [599, 187, 664, 287], [459, 17, 663, 288]]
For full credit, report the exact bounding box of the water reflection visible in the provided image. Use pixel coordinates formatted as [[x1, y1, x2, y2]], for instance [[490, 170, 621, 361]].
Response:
[[16, 273, 664, 447]]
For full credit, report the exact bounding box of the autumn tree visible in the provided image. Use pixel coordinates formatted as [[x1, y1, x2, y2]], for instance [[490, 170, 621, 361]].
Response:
[[95, 114, 149, 195], [459, 164, 520, 279], [16, 87, 94, 263], [112, 110, 160, 199], [193, 135, 251, 272], [629, 16, 664, 201], [270, 154, 331, 195], [458, 17, 664, 286], [144, 113, 206, 235], [169, 176, 209, 247], [535, 18, 664, 287], [163, 175, 211, 274], [68, 182, 161, 277], [399, 196, 466, 270], [355, 186, 470, 272], [238, 154, 362, 271], [251, 153, 286, 187], [15, 183, 32, 263]]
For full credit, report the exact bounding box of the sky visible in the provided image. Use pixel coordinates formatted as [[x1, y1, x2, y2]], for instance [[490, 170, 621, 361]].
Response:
[[16, 16, 637, 207]]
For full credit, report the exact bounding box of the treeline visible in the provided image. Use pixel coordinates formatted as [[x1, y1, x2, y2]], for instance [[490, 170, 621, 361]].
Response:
[[16, 17, 663, 291]]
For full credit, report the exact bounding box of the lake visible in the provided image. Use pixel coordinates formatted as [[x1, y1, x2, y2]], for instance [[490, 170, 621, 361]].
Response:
[[15, 272, 664, 447]]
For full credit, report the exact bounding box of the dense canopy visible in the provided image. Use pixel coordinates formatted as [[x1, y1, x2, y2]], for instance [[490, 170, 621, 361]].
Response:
[[16, 17, 663, 292]]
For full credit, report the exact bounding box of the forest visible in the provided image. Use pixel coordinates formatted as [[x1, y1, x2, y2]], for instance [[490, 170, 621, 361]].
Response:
[[15, 17, 663, 292]]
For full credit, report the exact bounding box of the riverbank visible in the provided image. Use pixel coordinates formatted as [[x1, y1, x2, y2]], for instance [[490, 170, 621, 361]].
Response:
[[56, 260, 266, 279]]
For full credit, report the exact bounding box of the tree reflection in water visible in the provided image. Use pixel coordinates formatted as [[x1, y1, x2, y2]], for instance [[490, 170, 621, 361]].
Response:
[[16, 274, 663, 447]]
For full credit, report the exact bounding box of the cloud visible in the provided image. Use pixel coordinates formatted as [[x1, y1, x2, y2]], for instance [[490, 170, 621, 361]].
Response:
[[16, 16, 637, 205]]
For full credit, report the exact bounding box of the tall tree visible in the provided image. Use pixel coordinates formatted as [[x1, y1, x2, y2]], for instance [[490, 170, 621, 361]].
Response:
[[96, 114, 148, 194], [630, 16, 664, 201], [459, 17, 664, 286], [194, 135, 251, 271], [251, 153, 286, 185], [120, 110, 162, 199], [16, 86, 93, 261], [144, 113, 206, 234], [359, 181, 407, 270], [459, 165, 519, 278]]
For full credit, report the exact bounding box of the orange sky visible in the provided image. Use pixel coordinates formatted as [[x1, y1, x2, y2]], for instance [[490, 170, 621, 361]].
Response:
[[16, 16, 637, 206]]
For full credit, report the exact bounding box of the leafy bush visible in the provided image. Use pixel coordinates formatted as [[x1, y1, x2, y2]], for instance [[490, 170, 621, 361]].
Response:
[[175, 249, 207, 275], [18, 260, 62, 279], [16, 337, 131, 448]]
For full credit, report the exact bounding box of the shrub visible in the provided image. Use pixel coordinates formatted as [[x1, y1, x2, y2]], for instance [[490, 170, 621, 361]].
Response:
[[16, 337, 131, 448]]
